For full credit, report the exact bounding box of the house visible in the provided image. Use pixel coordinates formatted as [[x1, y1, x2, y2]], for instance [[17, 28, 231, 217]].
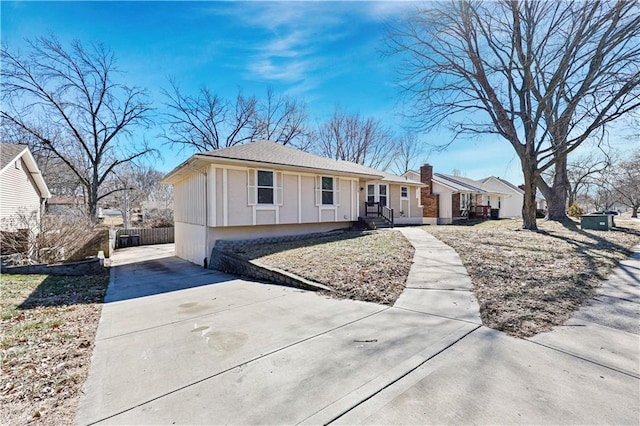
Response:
[[477, 176, 525, 218], [0, 143, 51, 232], [47, 195, 85, 215], [0, 143, 51, 258], [161, 141, 425, 266], [404, 165, 524, 224]]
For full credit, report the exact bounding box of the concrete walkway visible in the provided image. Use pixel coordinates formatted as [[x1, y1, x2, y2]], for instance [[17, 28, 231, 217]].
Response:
[[394, 227, 481, 323], [76, 232, 640, 425]]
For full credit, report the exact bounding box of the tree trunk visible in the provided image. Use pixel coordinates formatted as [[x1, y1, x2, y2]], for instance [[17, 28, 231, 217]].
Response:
[[538, 154, 570, 222], [521, 161, 538, 230], [89, 170, 99, 223], [632, 207, 638, 218]]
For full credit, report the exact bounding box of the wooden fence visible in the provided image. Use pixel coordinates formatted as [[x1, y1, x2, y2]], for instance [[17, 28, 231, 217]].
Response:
[[115, 227, 174, 249]]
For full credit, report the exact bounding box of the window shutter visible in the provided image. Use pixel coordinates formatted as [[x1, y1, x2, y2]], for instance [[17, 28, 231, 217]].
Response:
[[247, 169, 257, 205], [334, 177, 340, 206], [276, 171, 283, 205], [315, 176, 321, 206], [416, 188, 423, 207]]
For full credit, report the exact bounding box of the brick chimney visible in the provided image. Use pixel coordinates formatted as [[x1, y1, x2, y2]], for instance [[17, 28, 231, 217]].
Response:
[[420, 164, 439, 219], [420, 164, 433, 195]]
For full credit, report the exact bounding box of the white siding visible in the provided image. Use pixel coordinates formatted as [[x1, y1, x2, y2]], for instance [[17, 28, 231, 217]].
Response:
[[481, 178, 523, 218], [433, 182, 454, 224], [173, 172, 206, 226], [175, 222, 207, 266], [0, 158, 43, 231]]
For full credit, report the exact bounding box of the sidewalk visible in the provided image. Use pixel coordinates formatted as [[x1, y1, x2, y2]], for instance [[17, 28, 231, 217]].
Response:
[[334, 237, 639, 424]]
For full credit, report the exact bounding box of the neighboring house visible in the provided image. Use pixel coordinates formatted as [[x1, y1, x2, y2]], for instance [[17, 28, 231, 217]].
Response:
[[477, 176, 525, 218], [47, 195, 84, 215], [0, 143, 51, 232], [404, 165, 524, 224], [161, 141, 424, 266]]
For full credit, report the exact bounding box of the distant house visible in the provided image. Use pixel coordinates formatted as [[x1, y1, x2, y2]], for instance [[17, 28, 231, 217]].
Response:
[[161, 141, 425, 266], [0, 143, 51, 232], [404, 165, 524, 224], [47, 195, 84, 215]]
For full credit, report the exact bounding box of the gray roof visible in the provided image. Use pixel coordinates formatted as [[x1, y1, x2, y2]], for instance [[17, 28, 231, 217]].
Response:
[[0, 143, 28, 171], [198, 141, 379, 177], [434, 173, 487, 193], [164, 140, 424, 185]]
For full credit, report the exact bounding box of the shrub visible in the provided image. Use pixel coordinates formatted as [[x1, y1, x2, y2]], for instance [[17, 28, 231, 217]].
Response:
[[567, 202, 584, 218]]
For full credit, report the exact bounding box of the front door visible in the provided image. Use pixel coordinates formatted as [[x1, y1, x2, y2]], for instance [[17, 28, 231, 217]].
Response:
[[367, 183, 388, 207]]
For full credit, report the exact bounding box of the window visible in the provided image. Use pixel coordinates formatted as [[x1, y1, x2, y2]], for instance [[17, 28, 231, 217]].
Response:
[[322, 176, 334, 205], [257, 170, 274, 204], [379, 184, 387, 207], [461, 193, 471, 209], [367, 184, 375, 204], [316, 176, 340, 206], [401, 186, 408, 199], [248, 169, 282, 206]]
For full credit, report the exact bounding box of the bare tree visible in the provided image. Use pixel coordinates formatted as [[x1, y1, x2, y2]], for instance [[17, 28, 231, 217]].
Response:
[[387, 0, 640, 229], [1, 36, 154, 222], [565, 150, 614, 209], [390, 133, 424, 175], [101, 165, 166, 228], [252, 87, 311, 148], [613, 149, 640, 217], [161, 79, 257, 152], [162, 83, 311, 152], [316, 109, 397, 170]]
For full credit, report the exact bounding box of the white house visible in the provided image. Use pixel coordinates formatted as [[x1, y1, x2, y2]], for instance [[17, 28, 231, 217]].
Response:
[[404, 165, 524, 224], [0, 143, 51, 232], [162, 141, 425, 266], [477, 176, 525, 218]]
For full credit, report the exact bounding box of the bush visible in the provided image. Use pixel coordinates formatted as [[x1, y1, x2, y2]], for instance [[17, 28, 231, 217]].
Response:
[[567, 202, 584, 218]]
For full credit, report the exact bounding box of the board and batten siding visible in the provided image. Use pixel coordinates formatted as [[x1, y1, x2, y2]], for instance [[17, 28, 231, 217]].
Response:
[[0, 158, 43, 231], [188, 164, 361, 228], [388, 183, 423, 225], [173, 171, 206, 226]]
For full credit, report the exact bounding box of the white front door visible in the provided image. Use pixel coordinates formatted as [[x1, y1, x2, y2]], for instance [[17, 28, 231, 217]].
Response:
[[367, 183, 388, 207]]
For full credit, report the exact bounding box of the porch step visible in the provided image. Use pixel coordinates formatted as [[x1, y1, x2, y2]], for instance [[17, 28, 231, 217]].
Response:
[[360, 216, 393, 230]]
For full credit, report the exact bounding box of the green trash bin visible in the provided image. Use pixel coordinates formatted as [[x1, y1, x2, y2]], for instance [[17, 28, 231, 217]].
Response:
[[490, 208, 500, 220], [580, 214, 614, 231]]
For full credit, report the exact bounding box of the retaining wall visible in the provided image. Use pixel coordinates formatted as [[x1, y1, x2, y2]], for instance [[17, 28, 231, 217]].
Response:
[[1, 257, 105, 276], [209, 246, 332, 293]]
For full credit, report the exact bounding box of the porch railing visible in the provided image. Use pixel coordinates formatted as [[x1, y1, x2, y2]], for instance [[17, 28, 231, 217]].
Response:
[[364, 202, 394, 226]]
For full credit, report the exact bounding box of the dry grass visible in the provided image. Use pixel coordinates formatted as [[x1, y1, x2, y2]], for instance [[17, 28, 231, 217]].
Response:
[[1, 272, 109, 425], [233, 230, 414, 305], [425, 218, 640, 337]]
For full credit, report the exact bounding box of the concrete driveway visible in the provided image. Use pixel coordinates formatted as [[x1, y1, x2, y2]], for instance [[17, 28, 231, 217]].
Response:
[[77, 243, 479, 425], [77, 238, 639, 425]]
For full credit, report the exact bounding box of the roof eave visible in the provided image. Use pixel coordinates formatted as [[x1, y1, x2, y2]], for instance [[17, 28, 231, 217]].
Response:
[[161, 154, 385, 185]]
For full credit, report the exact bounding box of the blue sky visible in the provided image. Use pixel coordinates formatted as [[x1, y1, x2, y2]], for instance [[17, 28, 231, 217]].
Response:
[[3, 1, 631, 185]]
